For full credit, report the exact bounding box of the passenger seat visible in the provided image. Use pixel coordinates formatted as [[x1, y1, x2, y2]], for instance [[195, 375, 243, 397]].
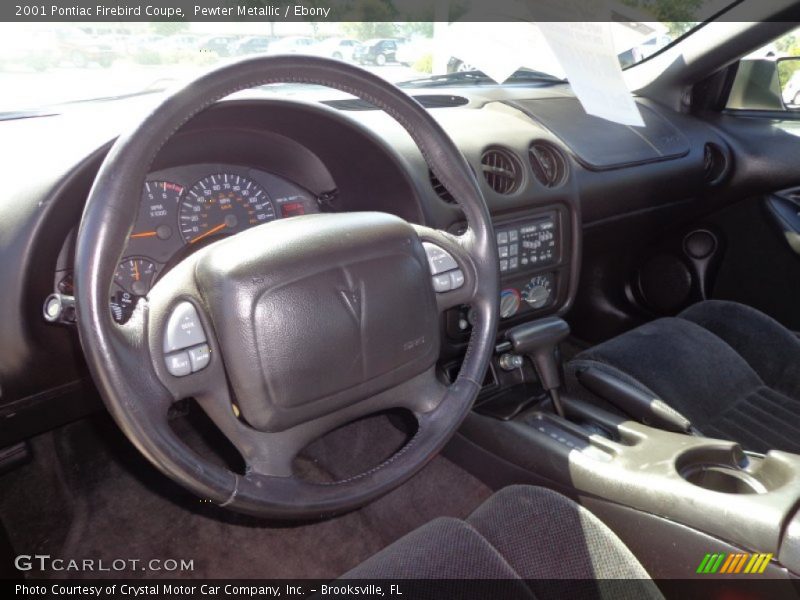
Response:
[[569, 300, 800, 454]]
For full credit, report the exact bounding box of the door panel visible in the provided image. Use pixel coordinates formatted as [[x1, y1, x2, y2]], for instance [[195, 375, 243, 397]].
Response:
[[707, 195, 800, 331]]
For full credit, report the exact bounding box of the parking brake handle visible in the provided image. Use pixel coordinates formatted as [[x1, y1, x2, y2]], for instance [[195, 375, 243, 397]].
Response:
[[576, 366, 693, 433]]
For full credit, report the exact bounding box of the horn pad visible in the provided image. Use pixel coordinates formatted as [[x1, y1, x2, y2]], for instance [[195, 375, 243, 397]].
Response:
[[195, 212, 440, 432]]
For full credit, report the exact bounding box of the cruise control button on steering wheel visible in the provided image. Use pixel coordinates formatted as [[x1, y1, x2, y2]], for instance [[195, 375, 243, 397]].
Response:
[[164, 301, 207, 352], [165, 352, 192, 377], [163, 301, 209, 377]]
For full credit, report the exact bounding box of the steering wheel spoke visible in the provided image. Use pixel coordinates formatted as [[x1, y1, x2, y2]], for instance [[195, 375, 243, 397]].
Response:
[[139, 254, 219, 399], [208, 367, 448, 479], [105, 306, 176, 413], [192, 377, 300, 478], [371, 366, 450, 414]]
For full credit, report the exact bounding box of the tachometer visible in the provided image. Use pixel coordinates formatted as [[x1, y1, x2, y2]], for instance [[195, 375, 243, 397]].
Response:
[[179, 173, 276, 245], [110, 257, 157, 324], [132, 181, 183, 242]]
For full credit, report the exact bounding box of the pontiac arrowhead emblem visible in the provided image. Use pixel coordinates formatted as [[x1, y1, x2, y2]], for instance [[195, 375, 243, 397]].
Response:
[[338, 279, 363, 323]]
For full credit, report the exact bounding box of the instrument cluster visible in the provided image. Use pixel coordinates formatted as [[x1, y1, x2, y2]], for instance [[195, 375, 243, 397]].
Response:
[[57, 163, 319, 324]]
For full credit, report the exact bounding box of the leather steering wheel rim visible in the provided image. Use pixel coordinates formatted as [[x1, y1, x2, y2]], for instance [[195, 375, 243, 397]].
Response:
[[75, 56, 499, 519]]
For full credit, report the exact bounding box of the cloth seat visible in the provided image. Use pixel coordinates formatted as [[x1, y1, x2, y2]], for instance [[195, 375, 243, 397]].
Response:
[[571, 300, 800, 454], [343, 485, 662, 599]]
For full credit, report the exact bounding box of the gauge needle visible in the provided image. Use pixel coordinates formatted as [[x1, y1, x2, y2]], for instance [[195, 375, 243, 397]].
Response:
[[132, 260, 140, 282], [189, 222, 227, 245], [130, 231, 158, 239]]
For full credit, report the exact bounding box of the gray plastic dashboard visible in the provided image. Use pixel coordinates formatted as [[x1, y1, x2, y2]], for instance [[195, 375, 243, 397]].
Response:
[[0, 84, 737, 444]]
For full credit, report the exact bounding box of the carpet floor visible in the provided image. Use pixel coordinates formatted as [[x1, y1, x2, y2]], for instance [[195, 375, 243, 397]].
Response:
[[0, 408, 491, 579]]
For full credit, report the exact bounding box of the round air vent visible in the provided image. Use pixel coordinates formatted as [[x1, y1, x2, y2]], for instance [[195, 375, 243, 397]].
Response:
[[529, 142, 568, 188], [703, 143, 728, 185], [480, 148, 521, 195], [429, 169, 456, 203]]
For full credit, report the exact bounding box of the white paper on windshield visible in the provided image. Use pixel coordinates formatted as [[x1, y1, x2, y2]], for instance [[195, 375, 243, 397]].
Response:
[[537, 22, 644, 127], [442, 21, 560, 84]]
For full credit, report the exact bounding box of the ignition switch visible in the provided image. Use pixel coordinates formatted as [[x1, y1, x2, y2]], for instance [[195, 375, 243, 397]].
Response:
[[43, 293, 76, 325], [498, 353, 524, 371]]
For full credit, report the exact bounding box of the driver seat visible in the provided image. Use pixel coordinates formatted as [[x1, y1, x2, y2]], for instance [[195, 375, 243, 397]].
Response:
[[342, 485, 663, 599]]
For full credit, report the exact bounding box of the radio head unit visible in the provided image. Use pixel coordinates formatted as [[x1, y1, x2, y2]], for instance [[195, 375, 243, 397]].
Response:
[[495, 212, 558, 275]]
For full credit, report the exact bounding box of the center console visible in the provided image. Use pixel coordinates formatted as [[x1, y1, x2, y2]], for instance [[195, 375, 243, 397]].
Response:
[[451, 395, 800, 580], [444, 316, 800, 581]]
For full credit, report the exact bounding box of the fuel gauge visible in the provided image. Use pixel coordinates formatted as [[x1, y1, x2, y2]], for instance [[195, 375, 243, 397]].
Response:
[[110, 257, 157, 324], [115, 257, 156, 296]]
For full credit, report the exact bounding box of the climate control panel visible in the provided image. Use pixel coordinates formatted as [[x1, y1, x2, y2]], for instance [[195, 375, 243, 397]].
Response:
[[445, 205, 575, 342], [497, 275, 555, 317], [451, 272, 558, 335]]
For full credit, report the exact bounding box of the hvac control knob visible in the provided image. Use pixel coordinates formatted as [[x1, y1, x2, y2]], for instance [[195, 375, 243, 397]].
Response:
[[522, 274, 554, 309]]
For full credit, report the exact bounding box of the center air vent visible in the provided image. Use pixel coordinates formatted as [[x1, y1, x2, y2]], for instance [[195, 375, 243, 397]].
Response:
[[703, 143, 728, 185], [480, 148, 521, 195], [529, 142, 567, 188]]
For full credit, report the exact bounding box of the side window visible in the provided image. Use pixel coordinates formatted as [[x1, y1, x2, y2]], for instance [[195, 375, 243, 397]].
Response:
[[778, 59, 800, 107], [728, 27, 800, 111]]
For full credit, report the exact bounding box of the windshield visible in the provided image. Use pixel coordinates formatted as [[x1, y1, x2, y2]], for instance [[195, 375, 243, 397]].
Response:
[[0, 12, 726, 114]]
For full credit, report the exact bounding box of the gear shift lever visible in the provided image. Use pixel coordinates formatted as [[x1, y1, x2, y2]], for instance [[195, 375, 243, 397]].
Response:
[[506, 317, 570, 418]]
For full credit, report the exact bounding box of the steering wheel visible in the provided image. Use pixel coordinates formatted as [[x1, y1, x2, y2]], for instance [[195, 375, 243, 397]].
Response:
[[75, 56, 498, 518]]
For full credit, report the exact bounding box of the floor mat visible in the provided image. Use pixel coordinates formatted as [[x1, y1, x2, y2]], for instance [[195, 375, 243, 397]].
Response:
[[1, 411, 491, 579]]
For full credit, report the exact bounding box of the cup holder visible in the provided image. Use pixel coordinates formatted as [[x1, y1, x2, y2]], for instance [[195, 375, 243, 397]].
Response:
[[676, 446, 789, 495], [680, 464, 767, 494]]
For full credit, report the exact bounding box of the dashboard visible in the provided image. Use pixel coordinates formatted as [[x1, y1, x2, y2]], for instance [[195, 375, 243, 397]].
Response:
[[0, 83, 749, 446], [54, 163, 319, 325]]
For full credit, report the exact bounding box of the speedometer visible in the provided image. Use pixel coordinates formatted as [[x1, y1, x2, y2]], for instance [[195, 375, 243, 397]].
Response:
[[179, 173, 276, 245]]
